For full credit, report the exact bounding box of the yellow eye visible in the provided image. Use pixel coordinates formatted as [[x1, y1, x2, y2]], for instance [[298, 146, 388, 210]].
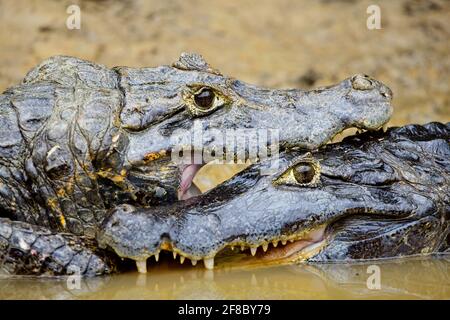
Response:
[[184, 85, 230, 116], [292, 163, 316, 184], [274, 159, 320, 187]]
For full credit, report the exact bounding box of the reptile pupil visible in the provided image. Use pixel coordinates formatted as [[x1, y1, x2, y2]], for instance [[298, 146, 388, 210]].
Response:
[[194, 89, 215, 110], [292, 163, 315, 184]]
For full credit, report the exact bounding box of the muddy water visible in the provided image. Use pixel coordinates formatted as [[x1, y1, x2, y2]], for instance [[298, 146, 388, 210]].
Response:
[[1, 257, 449, 299]]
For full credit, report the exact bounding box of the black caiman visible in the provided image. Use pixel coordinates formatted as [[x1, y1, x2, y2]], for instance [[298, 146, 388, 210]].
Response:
[[100, 122, 449, 273], [0, 54, 393, 275]]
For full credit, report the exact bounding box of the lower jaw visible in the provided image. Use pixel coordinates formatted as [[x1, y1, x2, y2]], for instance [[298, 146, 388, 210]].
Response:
[[131, 225, 327, 273], [213, 237, 327, 270]]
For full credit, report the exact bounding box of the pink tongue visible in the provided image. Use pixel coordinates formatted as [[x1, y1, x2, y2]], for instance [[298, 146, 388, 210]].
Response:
[[178, 164, 203, 200]]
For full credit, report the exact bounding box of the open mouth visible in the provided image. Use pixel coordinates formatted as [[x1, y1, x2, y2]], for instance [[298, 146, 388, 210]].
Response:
[[177, 163, 204, 200], [130, 149, 243, 201], [125, 149, 205, 203], [132, 224, 327, 274]]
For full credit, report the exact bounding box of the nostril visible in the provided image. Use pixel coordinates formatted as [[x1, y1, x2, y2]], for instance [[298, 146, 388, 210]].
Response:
[[119, 204, 135, 213], [380, 86, 393, 100], [161, 233, 171, 241]]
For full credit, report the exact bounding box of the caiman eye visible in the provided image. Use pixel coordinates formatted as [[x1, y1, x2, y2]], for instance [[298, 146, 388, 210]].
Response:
[[273, 158, 320, 187], [184, 85, 230, 116], [292, 163, 316, 184], [194, 88, 215, 110]]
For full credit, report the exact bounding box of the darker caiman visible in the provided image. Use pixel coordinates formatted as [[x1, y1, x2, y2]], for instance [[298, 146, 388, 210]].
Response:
[[100, 122, 449, 273], [0, 53, 393, 275]]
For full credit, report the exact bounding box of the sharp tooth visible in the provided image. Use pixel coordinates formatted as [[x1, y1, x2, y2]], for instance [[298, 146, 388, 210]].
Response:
[[250, 247, 257, 256], [230, 246, 235, 251], [203, 257, 215, 270], [191, 259, 198, 266], [289, 239, 295, 243], [262, 244, 268, 252], [136, 260, 147, 274], [241, 245, 245, 251], [180, 256, 185, 264], [272, 241, 278, 247], [154, 252, 159, 262], [281, 240, 287, 245], [173, 252, 177, 259]]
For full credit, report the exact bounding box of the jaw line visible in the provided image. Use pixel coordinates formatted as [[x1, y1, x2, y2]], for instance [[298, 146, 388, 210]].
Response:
[[116, 224, 328, 273], [212, 240, 328, 270], [213, 224, 328, 268]]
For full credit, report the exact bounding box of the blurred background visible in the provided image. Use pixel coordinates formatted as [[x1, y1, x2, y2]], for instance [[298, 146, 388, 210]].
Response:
[[0, 0, 449, 189]]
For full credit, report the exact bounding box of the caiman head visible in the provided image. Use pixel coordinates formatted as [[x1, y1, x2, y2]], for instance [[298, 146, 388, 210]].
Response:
[[98, 122, 449, 272], [7, 53, 392, 236], [106, 52, 394, 203]]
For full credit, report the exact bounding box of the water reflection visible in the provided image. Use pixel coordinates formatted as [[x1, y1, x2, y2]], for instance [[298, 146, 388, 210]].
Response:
[[1, 257, 448, 299]]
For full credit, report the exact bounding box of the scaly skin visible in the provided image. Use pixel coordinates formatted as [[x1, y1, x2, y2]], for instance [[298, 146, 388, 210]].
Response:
[[0, 218, 117, 276], [100, 123, 449, 271], [0, 53, 393, 275]]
